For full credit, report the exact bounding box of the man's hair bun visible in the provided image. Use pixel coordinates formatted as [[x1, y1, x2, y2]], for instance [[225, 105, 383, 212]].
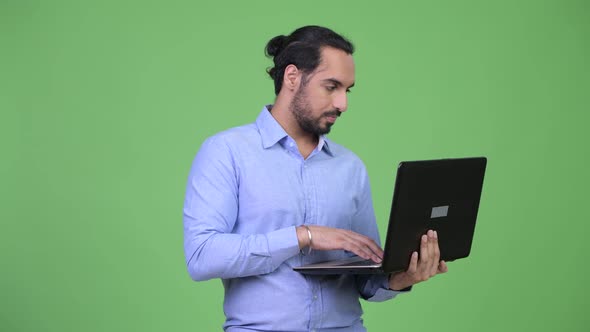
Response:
[[265, 35, 288, 58]]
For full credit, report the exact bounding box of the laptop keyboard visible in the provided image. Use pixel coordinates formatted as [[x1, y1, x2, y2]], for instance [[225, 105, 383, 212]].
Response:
[[337, 259, 379, 267]]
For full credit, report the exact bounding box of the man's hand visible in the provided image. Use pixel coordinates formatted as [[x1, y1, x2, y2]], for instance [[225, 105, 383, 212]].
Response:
[[388, 229, 448, 291], [296, 225, 383, 263]]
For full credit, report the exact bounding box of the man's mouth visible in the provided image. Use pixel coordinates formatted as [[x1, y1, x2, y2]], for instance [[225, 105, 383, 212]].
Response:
[[326, 115, 338, 123], [324, 111, 341, 123]]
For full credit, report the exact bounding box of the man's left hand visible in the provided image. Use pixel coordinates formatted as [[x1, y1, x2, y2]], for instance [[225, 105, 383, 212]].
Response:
[[388, 229, 448, 291]]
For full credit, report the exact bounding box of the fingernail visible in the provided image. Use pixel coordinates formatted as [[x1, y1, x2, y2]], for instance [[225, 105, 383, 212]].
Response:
[[434, 230, 438, 238]]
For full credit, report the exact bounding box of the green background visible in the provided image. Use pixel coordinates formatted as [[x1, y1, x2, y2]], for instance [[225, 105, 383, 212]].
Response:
[[2, 0, 589, 331]]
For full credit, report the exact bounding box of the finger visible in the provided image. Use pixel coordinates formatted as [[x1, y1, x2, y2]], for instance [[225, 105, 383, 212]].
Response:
[[428, 231, 438, 273], [351, 243, 381, 262], [419, 234, 428, 270], [313, 227, 384, 262], [433, 230, 440, 261], [407, 251, 418, 274], [343, 230, 384, 261], [341, 236, 382, 263], [426, 229, 438, 273], [347, 231, 384, 259], [438, 260, 448, 273], [430, 230, 441, 275]]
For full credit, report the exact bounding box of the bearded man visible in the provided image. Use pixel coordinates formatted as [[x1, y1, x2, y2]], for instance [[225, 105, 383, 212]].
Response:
[[183, 25, 447, 332]]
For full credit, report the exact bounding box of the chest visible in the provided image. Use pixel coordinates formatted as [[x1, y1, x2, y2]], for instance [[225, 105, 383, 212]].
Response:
[[234, 147, 361, 233]]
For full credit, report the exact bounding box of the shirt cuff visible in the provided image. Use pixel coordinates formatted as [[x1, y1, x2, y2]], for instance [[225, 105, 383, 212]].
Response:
[[366, 274, 412, 302], [266, 226, 301, 269]]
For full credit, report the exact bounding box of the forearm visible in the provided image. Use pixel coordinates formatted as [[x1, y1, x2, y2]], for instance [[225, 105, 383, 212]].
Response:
[[185, 225, 300, 281], [355, 274, 410, 302]]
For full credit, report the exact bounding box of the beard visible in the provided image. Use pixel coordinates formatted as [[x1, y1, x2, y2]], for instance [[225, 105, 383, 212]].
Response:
[[290, 87, 341, 136]]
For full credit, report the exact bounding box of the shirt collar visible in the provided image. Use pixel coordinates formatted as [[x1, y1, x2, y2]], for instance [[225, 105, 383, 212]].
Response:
[[320, 136, 334, 157], [256, 105, 288, 149], [255, 105, 334, 157]]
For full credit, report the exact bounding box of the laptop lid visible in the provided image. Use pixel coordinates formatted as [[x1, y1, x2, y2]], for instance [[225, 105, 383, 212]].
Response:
[[381, 157, 487, 272]]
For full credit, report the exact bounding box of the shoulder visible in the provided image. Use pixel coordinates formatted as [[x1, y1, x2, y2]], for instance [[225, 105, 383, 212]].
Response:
[[325, 139, 367, 169], [189, 123, 259, 176], [201, 123, 260, 151]]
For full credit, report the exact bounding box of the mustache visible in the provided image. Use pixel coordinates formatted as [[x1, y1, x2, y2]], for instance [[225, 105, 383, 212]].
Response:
[[323, 110, 342, 117]]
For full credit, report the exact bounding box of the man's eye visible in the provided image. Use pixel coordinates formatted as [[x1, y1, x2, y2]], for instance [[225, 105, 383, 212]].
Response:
[[326, 86, 336, 91]]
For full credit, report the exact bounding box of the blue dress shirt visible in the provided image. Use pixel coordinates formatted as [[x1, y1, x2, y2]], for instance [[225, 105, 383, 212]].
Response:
[[183, 106, 405, 332]]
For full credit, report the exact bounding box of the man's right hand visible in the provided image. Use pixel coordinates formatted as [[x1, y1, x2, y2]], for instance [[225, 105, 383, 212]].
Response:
[[296, 225, 383, 263]]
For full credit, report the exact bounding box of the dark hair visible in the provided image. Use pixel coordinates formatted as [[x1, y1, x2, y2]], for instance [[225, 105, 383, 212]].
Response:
[[265, 25, 355, 95]]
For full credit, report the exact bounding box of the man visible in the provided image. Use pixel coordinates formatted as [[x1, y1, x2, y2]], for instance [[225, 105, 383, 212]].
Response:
[[183, 25, 447, 331]]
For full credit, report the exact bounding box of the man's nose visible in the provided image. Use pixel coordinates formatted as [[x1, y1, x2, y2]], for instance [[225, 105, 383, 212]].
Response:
[[333, 91, 348, 112]]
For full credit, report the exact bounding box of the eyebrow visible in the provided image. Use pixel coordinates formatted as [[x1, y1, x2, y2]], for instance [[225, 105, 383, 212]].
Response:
[[322, 78, 355, 89]]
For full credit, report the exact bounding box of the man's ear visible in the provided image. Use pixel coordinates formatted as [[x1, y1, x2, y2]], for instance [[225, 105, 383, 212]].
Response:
[[283, 64, 301, 92]]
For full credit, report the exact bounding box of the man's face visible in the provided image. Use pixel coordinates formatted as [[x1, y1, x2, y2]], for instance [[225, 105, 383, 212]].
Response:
[[289, 47, 355, 136]]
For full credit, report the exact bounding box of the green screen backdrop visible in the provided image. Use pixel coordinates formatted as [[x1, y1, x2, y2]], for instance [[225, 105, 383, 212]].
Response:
[[1, 0, 589, 331]]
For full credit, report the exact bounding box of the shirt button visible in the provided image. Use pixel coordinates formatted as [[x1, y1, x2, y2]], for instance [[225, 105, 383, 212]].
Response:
[[313, 295, 317, 300]]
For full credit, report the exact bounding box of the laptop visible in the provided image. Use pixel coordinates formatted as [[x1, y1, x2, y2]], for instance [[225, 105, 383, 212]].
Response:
[[293, 157, 487, 274]]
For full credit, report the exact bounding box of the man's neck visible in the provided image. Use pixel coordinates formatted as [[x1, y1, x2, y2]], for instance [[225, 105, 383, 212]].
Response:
[[268, 101, 319, 158]]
